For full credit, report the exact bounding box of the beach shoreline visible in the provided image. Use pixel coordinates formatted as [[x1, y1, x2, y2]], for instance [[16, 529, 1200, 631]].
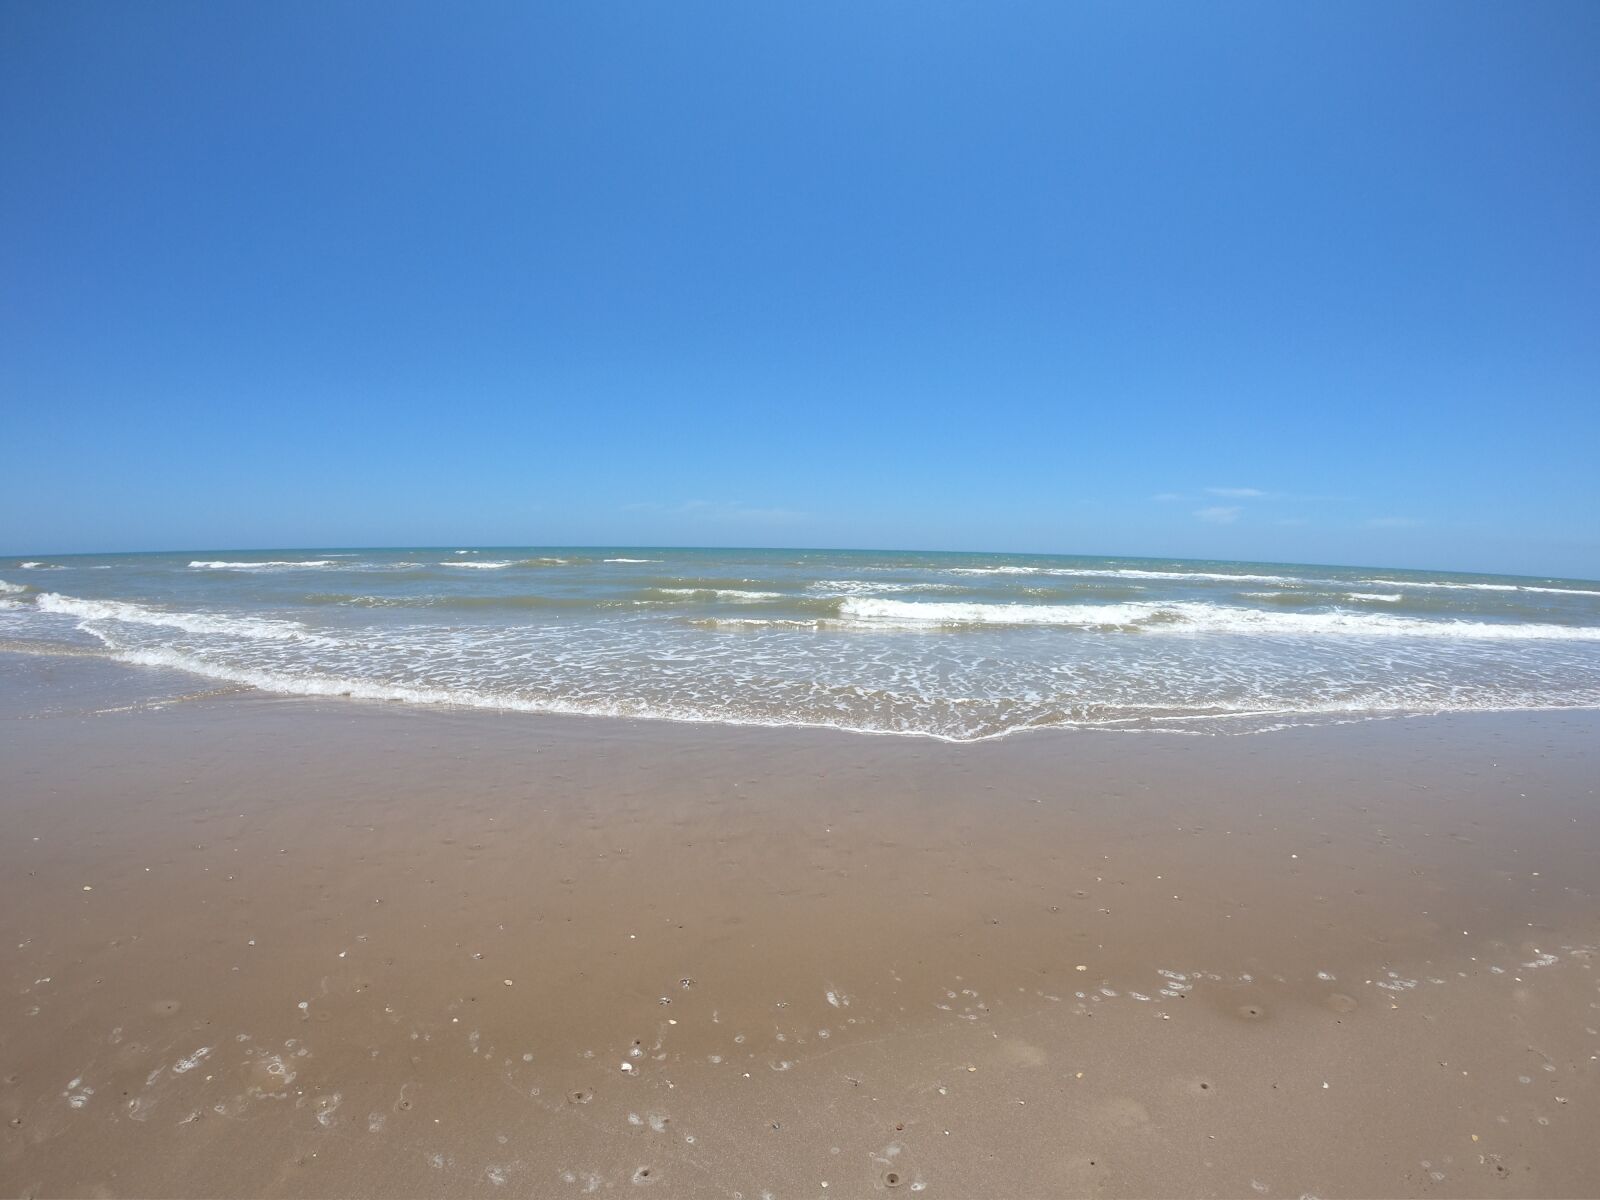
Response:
[[6, 547, 1599, 743], [2, 657, 1598, 1197]]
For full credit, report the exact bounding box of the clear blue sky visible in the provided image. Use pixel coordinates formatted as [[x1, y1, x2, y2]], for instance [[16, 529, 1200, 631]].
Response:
[[3, 2, 1597, 577]]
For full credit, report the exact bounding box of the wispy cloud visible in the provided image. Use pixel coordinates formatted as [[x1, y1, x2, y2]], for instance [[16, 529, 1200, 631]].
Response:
[[1155, 486, 1271, 502], [1366, 515, 1422, 529], [1193, 505, 1242, 524]]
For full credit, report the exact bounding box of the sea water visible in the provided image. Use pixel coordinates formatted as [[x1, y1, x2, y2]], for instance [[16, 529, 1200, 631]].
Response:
[[3, 547, 1599, 739]]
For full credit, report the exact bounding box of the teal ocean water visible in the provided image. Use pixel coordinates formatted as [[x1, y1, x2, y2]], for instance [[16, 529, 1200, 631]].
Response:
[[4, 548, 1599, 739]]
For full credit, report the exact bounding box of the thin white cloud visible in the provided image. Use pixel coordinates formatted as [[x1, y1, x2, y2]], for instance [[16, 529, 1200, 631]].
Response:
[[1194, 505, 1242, 524], [1205, 487, 1266, 498]]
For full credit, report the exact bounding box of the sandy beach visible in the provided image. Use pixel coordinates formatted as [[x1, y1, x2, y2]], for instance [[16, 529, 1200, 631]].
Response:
[[1, 651, 1597, 1197], [8, 0, 1600, 1193]]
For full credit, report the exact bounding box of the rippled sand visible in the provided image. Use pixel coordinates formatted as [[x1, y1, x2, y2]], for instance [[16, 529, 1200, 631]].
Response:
[[2, 653, 1597, 1196]]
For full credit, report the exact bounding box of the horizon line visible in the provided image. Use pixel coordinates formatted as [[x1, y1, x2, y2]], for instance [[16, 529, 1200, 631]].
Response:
[[5, 544, 1598, 587]]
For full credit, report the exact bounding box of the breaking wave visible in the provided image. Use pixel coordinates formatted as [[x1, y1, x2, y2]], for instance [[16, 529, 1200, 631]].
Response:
[[838, 597, 1600, 639], [34, 593, 322, 642]]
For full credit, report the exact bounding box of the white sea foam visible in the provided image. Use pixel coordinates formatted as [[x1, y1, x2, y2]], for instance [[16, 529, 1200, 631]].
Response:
[[72, 639, 1600, 745], [93, 641, 1089, 742], [189, 560, 337, 570], [809, 579, 959, 596], [843, 599, 1153, 627], [839, 598, 1600, 639], [689, 617, 825, 630], [1357, 578, 1600, 597], [35, 593, 321, 642], [948, 566, 1304, 585], [1094, 569, 1303, 584], [446, 557, 570, 567], [658, 587, 784, 601], [103, 646, 697, 724], [945, 567, 1024, 579], [11, 550, 1600, 743]]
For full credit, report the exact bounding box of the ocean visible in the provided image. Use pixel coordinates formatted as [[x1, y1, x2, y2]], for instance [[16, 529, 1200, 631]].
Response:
[[4, 547, 1599, 740]]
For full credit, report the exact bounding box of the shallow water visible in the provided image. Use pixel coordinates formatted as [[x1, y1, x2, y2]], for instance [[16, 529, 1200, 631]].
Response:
[[4, 547, 1599, 738]]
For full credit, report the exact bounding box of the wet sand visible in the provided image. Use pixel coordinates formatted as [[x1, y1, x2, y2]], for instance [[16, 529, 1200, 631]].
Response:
[[2, 654, 1598, 1197]]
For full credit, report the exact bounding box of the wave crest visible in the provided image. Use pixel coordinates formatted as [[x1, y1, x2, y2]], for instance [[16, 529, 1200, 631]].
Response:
[[839, 598, 1600, 639], [34, 593, 322, 642]]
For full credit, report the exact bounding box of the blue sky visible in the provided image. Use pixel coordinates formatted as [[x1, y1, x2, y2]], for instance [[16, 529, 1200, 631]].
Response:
[[3, 2, 1597, 577]]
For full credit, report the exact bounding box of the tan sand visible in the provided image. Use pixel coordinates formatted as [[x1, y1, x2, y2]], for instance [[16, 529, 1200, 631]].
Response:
[[1, 662, 1597, 1197]]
